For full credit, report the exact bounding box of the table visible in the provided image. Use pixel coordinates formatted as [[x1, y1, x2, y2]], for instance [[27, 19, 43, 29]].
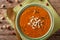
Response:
[[0, 0, 60, 40]]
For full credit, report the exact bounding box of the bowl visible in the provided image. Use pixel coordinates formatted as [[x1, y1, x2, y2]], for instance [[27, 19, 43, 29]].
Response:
[[16, 4, 54, 40]]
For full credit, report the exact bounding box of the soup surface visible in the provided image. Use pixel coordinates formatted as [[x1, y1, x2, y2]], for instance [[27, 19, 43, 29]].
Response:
[[19, 6, 51, 38]]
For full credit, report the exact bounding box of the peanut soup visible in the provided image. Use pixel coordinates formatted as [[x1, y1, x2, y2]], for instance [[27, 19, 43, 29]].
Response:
[[19, 6, 51, 38]]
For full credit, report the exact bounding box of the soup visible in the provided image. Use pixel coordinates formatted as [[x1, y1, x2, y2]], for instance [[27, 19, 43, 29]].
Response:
[[19, 6, 51, 38]]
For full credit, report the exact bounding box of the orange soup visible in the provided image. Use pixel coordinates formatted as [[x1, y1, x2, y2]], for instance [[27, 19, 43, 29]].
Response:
[[19, 6, 51, 38]]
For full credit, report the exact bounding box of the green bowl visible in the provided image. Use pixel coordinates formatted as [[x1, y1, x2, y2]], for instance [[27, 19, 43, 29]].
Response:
[[16, 3, 54, 40]]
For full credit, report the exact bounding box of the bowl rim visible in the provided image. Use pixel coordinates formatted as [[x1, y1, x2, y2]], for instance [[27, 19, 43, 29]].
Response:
[[16, 3, 54, 40]]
